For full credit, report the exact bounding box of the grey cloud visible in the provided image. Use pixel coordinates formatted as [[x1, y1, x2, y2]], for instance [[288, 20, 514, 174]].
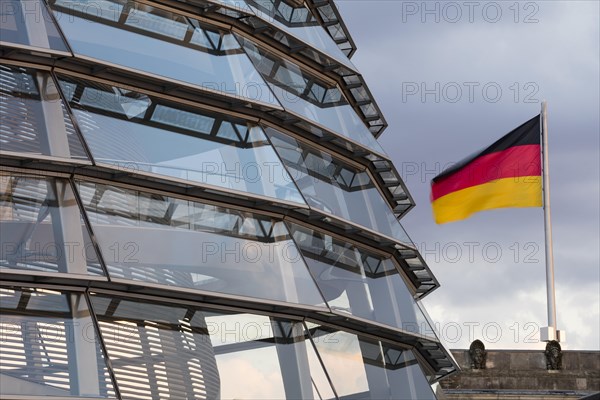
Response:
[[337, 0, 599, 349]]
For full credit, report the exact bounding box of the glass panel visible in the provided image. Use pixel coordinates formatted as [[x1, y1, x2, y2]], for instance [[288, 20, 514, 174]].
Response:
[[47, 0, 279, 107], [238, 37, 384, 154], [90, 294, 336, 399], [289, 223, 436, 338], [79, 181, 325, 306], [246, 1, 356, 71], [57, 75, 305, 204], [0, 175, 105, 276], [0, 65, 88, 160], [267, 128, 412, 245], [309, 326, 435, 400], [0, 286, 114, 397], [0, 0, 69, 51]]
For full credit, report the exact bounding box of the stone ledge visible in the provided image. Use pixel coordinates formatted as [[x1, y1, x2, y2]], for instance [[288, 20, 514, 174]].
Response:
[[440, 349, 600, 393]]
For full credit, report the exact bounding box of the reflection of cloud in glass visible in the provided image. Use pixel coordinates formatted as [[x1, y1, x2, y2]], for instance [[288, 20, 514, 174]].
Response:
[[206, 313, 273, 346], [216, 349, 285, 399], [313, 332, 369, 396]]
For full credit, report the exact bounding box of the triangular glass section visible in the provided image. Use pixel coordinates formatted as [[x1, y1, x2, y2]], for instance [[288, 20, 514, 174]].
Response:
[[216, 121, 240, 141], [116, 90, 151, 119]]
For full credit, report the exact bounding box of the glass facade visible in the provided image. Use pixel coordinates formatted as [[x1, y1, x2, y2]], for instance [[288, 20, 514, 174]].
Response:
[[0, 0, 455, 398], [244, 0, 357, 71], [309, 325, 436, 399]]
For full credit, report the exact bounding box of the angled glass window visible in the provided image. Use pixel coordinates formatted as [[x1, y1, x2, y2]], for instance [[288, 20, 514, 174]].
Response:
[[308, 325, 436, 400], [289, 223, 437, 339], [90, 294, 336, 399], [0, 65, 88, 160], [46, 0, 279, 107], [0, 175, 105, 276], [78, 181, 325, 306], [0, 286, 115, 397], [267, 128, 412, 245], [238, 36, 384, 154], [0, 0, 69, 52], [57, 75, 305, 204], [245, 0, 356, 71]]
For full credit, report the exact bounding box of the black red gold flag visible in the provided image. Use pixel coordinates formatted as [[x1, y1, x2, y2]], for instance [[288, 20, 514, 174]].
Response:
[[431, 115, 542, 224]]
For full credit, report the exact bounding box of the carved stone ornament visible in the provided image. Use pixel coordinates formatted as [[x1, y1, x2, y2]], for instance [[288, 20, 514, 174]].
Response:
[[545, 340, 562, 370], [469, 339, 487, 369]]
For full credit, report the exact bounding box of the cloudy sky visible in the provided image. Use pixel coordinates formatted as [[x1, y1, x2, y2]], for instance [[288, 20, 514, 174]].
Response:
[[337, 0, 599, 350]]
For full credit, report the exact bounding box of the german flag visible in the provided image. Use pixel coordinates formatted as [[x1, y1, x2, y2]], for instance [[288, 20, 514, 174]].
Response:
[[431, 115, 542, 224]]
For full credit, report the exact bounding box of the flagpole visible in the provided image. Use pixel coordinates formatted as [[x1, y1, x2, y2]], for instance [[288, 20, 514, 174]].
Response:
[[540, 101, 561, 342]]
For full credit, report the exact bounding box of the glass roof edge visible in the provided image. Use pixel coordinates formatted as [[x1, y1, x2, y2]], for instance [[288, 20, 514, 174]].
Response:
[[244, 4, 359, 73], [304, 0, 357, 58], [344, 72, 389, 138]]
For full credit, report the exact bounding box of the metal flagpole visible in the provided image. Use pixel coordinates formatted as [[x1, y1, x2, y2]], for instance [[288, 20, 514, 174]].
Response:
[[540, 101, 562, 342]]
